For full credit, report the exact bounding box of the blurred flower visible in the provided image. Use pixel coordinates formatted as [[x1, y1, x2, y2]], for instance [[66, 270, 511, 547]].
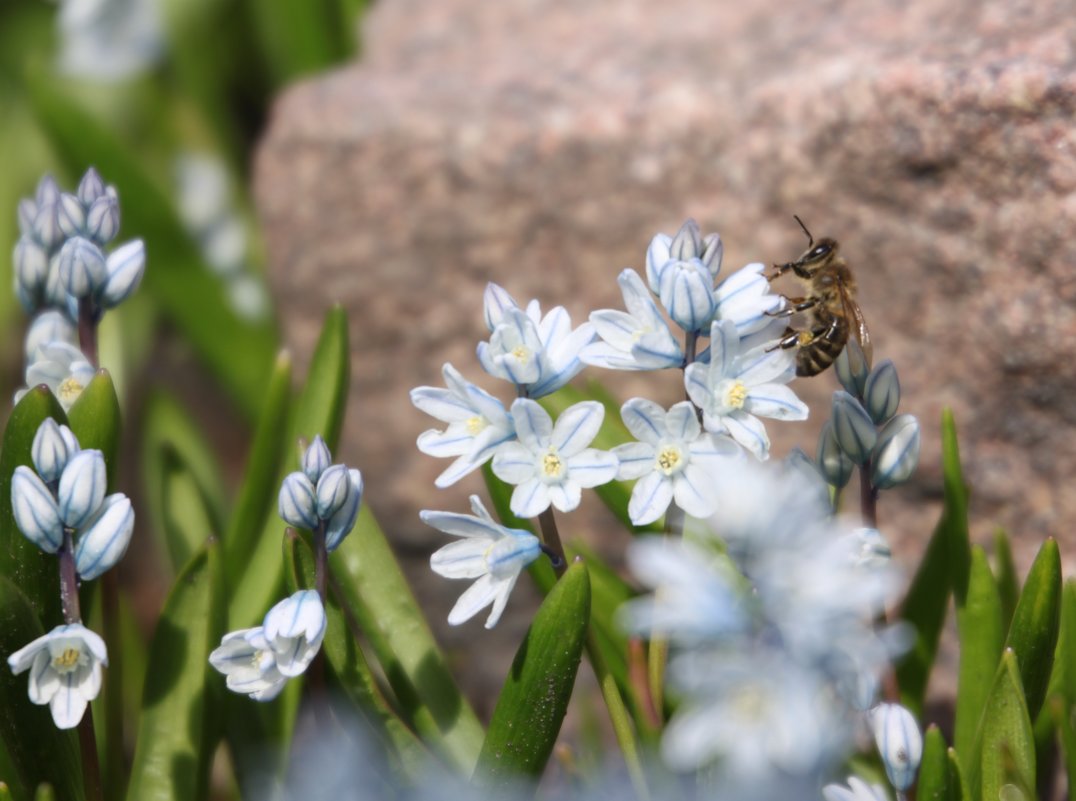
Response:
[[870, 703, 923, 792], [685, 320, 807, 459], [24, 310, 79, 365], [823, 777, 890, 801], [262, 591, 327, 678], [7, 623, 107, 729], [491, 399, 618, 517], [411, 363, 515, 487], [612, 398, 740, 525], [423, 495, 541, 628], [209, 627, 288, 702], [56, 0, 164, 80], [582, 269, 683, 371], [477, 284, 595, 398]]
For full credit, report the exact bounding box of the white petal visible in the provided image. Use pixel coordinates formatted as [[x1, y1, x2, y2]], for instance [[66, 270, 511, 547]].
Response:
[[509, 398, 552, 451], [537, 305, 570, 347], [49, 674, 90, 729], [628, 472, 674, 526], [546, 481, 582, 513], [672, 463, 718, 518], [485, 573, 520, 629], [433, 454, 485, 488], [28, 652, 59, 704], [566, 449, 620, 488], [410, 386, 474, 423], [613, 441, 655, 481], [706, 320, 739, 381], [416, 427, 471, 458], [510, 478, 551, 518], [736, 343, 796, 386], [551, 401, 604, 457], [264, 591, 325, 644], [491, 442, 538, 485], [645, 234, 672, 291], [483, 283, 519, 330], [101, 240, 145, 307], [664, 401, 701, 442], [687, 433, 740, 469], [589, 309, 638, 350], [430, 539, 492, 579], [619, 398, 666, 445], [744, 383, 810, 421], [419, 509, 503, 540], [683, 363, 712, 411], [724, 412, 771, 460], [446, 574, 501, 625]]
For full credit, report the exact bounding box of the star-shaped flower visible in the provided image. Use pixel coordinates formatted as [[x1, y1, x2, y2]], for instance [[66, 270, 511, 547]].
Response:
[[613, 398, 740, 525], [685, 320, 808, 459], [582, 269, 683, 371], [423, 495, 542, 628], [491, 399, 619, 517], [208, 627, 288, 701], [7, 623, 108, 729]]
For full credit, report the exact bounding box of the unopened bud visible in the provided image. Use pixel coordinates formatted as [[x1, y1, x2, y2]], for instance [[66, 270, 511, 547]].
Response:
[[57, 449, 107, 530], [701, 233, 723, 278], [482, 282, 518, 332], [324, 469, 363, 552], [32, 201, 64, 250], [301, 435, 332, 484], [315, 464, 351, 520], [86, 194, 120, 244], [11, 466, 64, 553], [870, 703, 923, 791], [871, 414, 920, 489], [100, 240, 145, 307], [32, 418, 75, 484], [14, 238, 49, 297], [831, 391, 877, 464], [669, 219, 702, 261], [58, 236, 108, 298], [658, 260, 716, 333], [77, 168, 106, 206], [75, 494, 134, 580], [278, 472, 318, 530], [817, 419, 854, 488], [57, 193, 86, 239], [835, 338, 870, 398], [863, 360, 900, 424], [17, 199, 37, 236], [35, 175, 60, 207]]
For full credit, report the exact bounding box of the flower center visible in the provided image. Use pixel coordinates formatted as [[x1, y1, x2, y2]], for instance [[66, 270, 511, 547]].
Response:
[[58, 377, 85, 406], [541, 450, 565, 481], [656, 444, 684, 476], [510, 345, 531, 362], [723, 380, 748, 410], [465, 415, 488, 436], [52, 647, 83, 674]]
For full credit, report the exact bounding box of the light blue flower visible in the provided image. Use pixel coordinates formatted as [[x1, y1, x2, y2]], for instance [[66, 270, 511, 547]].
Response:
[[711, 262, 784, 336], [423, 495, 541, 628], [823, 777, 889, 801], [476, 284, 595, 398], [491, 399, 618, 517], [15, 342, 96, 411], [278, 438, 363, 551], [209, 627, 287, 701], [612, 398, 740, 524], [870, 703, 923, 792], [7, 623, 108, 729], [262, 590, 327, 678], [685, 320, 808, 459], [411, 363, 515, 487], [582, 269, 683, 371], [24, 310, 79, 365]]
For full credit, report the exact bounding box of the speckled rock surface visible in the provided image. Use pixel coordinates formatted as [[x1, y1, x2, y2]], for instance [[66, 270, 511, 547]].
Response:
[[253, 0, 1076, 701]]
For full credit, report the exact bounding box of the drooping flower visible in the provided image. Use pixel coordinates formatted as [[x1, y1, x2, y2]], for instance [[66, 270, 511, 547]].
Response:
[[262, 591, 327, 678], [208, 627, 288, 702], [477, 284, 595, 398], [581, 269, 684, 371], [612, 398, 740, 525], [685, 320, 808, 459], [7, 623, 108, 729], [423, 495, 541, 628], [491, 399, 618, 517], [411, 363, 515, 487]]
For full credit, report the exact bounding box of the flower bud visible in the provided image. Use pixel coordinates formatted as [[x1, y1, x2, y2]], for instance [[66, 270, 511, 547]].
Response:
[[32, 418, 75, 483], [263, 590, 326, 677], [75, 494, 134, 580], [871, 414, 921, 489], [17, 199, 37, 236], [77, 168, 106, 206], [863, 359, 900, 424], [835, 338, 870, 398], [278, 472, 318, 530], [14, 238, 49, 296], [817, 419, 854, 488], [701, 233, 723, 278], [315, 464, 351, 520], [670, 219, 702, 261], [11, 466, 64, 553], [658, 259, 716, 333], [58, 236, 108, 298], [57, 449, 107, 529], [57, 193, 86, 239], [100, 240, 145, 307], [32, 201, 64, 250], [870, 703, 923, 791], [831, 391, 877, 465], [86, 194, 120, 245], [324, 469, 363, 552], [482, 282, 518, 331], [301, 435, 331, 484], [25, 310, 78, 362], [35, 175, 60, 207]]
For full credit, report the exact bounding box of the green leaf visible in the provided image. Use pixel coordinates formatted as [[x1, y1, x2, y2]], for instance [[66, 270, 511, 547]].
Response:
[[126, 542, 225, 801], [474, 562, 591, 790], [282, 532, 429, 776], [31, 787, 53, 801], [27, 77, 278, 419], [954, 546, 1004, 762], [971, 649, 1035, 801], [897, 408, 970, 717], [0, 577, 83, 801], [947, 747, 968, 801], [1046, 579, 1076, 704], [1003, 538, 1062, 721], [247, 0, 354, 87], [224, 350, 292, 585], [228, 306, 348, 629], [1049, 695, 1076, 801], [0, 387, 66, 627], [140, 392, 227, 573], [330, 507, 484, 773], [0, 781, 13, 801], [66, 371, 121, 489], [918, 725, 958, 801], [992, 529, 1019, 629]]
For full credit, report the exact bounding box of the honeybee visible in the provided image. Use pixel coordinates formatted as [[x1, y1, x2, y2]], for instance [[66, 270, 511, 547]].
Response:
[[766, 216, 872, 377]]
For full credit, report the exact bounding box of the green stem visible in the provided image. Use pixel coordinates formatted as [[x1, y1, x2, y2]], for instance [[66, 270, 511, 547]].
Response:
[[100, 573, 124, 801]]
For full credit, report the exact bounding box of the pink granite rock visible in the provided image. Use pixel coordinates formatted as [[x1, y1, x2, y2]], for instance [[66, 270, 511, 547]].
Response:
[[253, 0, 1076, 605]]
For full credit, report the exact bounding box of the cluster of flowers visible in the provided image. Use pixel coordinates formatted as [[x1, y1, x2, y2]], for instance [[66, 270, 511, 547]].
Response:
[[12, 169, 146, 410], [209, 436, 363, 700], [411, 219, 924, 795]]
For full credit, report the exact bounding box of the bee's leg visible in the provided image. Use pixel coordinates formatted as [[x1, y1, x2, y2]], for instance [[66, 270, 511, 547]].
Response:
[[765, 326, 802, 352], [765, 296, 819, 318], [767, 262, 794, 282]]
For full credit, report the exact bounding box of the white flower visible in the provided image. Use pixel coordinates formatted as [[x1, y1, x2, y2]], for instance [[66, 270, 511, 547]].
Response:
[[262, 591, 327, 678], [711, 263, 784, 336], [685, 320, 808, 459], [57, 0, 164, 80], [581, 269, 683, 371], [24, 310, 79, 364], [15, 342, 96, 412], [7, 623, 108, 729], [209, 627, 288, 701], [491, 399, 619, 517], [870, 703, 923, 791], [476, 284, 595, 398], [411, 363, 515, 487], [613, 398, 740, 525], [423, 495, 541, 628], [823, 777, 890, 801]]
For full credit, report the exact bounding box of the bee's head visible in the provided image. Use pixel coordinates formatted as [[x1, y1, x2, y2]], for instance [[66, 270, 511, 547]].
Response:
[[801, 237, 838, 264]]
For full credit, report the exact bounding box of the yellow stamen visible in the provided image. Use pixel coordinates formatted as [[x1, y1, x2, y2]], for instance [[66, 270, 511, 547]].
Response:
[[52, 647, 81, 672], [511, 345, 530, 361], [724, 381, 748, 410], [542, 451, 564, 478], [465, 415, 488, 436], [656, 445, 683, 475], [58, 377, 85, 406]]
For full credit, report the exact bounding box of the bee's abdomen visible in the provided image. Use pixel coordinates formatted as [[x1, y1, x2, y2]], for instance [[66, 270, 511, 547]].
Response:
[[795, 314, 849, 376]]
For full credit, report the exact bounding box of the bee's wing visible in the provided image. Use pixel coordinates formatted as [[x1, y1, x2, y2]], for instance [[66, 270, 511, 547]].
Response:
[[838, 279, 873, 366]]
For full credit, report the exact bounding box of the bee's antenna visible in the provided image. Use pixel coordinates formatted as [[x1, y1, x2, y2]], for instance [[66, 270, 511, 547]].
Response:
[[793, 215, 813, 248]]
